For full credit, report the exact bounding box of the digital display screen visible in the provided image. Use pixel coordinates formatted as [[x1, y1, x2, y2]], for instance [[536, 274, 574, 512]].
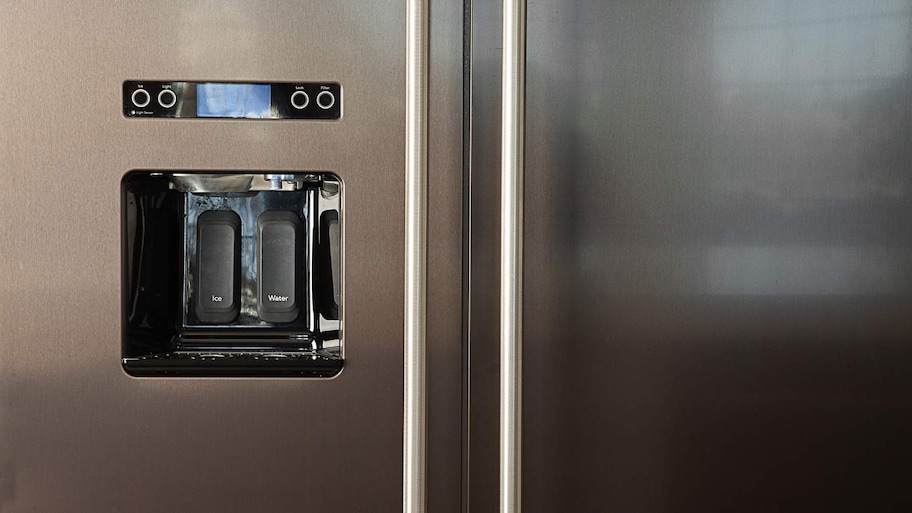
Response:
[[197, 83, 272, 118]]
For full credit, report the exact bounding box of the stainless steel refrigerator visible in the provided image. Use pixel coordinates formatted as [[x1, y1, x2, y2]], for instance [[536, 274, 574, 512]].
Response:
[[3, 0, 912, 511]]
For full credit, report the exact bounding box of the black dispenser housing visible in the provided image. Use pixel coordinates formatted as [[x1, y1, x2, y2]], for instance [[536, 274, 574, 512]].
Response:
[[121, 171, 343, 377]]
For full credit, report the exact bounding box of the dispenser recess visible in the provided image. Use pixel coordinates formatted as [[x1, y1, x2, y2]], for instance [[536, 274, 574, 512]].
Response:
[[121, 171, 343, 377]]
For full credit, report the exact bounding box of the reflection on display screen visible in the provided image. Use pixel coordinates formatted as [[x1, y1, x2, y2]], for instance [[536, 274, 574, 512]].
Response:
[[197, 83, 272, 118]]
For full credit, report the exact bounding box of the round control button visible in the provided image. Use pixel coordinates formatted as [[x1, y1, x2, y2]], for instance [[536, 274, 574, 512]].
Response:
[[290, 90, 309, 110], [316, 91, 335, 110], [158, 89, 177, 108], [131, 89, 151, 108]]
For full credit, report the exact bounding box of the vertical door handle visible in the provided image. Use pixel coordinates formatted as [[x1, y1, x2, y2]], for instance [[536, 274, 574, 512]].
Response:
[[404, 0, 428, 511], [501, 0, 526, 511]]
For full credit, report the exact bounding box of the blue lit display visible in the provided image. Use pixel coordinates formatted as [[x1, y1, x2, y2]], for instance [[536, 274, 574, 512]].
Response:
[[197, 83, 272, 118]]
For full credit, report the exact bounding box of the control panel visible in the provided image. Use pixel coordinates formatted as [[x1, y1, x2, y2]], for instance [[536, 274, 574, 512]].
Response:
[[123, 81, 342, 120]]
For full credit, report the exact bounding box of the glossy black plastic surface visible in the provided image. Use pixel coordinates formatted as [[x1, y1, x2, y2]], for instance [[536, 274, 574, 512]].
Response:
[[121, 171, 343, 377], [123, 351, 342, 378], [122, 81, 343, 120], [182, 191, 314, 330]]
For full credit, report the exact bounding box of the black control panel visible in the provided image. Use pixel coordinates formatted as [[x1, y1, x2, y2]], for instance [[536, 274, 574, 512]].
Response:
[[123, 81, 342, 120]]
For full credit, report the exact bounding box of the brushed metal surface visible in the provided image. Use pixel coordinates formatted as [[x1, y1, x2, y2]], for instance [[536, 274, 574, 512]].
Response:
[[499, 0, 525, 511], [467, 0, 506, 509], [470, 0, 912, 511], [404, 0, 429, 510], [0, 0, 463, 511], [424, 1, 466, 511]]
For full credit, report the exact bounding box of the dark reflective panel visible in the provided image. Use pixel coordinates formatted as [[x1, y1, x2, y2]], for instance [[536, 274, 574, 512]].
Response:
[[518, 0, 912, 511]]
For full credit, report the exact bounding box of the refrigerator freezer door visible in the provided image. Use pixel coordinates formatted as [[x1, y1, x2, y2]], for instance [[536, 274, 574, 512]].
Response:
[[469, 1, 912, 511], [0, 0, 464, 511]]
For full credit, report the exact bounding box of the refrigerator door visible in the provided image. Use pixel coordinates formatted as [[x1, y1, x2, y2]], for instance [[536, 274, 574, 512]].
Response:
[[0, 1, 463, 511], [470, 1, 912, 511]]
